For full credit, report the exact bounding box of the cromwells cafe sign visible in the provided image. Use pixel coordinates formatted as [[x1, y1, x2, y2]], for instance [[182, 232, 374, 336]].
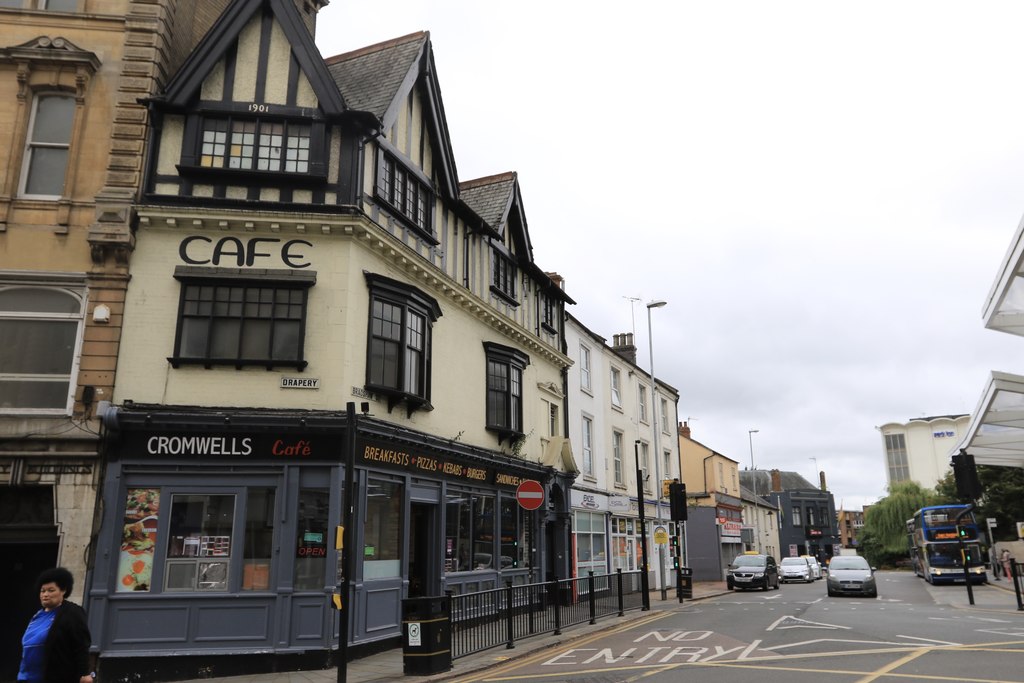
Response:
[[357, 438, 530, 488], [123, 432, 336, 460]]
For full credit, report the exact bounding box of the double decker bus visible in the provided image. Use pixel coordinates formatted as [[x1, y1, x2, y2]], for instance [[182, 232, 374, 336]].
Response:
[[906, 505, 987, 584]]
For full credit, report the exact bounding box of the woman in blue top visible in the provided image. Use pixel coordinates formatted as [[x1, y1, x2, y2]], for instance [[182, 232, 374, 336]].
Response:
[[18, 568, 94, 683]]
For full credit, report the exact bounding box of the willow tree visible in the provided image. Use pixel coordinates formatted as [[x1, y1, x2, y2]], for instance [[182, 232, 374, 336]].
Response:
[[860, 481, 938, 567]]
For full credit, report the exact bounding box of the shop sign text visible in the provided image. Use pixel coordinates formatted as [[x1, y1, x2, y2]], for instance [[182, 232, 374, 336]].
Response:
[[178, 235, 312, 268]]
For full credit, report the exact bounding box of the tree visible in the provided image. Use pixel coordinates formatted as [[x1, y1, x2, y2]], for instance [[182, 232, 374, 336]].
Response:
[[935, 465, 1024, 542], [861, 481, 938, 568]]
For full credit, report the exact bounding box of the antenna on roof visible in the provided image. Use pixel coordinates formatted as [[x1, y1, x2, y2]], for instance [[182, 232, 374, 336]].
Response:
[[623, 295, 640, 336]]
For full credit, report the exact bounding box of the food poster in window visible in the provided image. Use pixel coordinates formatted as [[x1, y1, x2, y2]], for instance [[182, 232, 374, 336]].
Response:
[[117, 488, 160, 592]]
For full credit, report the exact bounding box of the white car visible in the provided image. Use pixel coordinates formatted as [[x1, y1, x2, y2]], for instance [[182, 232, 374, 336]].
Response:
[[801, 556, 823, 580], [780, 557, 813, 583]]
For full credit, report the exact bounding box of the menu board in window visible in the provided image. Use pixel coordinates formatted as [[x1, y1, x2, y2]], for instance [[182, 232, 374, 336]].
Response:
[[117, 488, 160, 592]]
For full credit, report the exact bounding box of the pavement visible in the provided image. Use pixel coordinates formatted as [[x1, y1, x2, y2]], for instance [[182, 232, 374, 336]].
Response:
[[144, 575, 1024, 683], [169, 581, 730, 683]]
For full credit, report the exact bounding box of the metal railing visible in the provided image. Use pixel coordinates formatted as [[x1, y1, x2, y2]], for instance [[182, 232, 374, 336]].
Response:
[[447, 569, 645, 659]]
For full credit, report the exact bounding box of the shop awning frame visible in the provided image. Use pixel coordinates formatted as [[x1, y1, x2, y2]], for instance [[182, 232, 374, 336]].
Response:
[[953, 370, 1024, 468]]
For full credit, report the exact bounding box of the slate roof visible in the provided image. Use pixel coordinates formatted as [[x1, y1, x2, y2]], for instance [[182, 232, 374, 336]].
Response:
[[460, 172, 516, 231], [324, 31, 427, 119], [740, 469, 818, 495]]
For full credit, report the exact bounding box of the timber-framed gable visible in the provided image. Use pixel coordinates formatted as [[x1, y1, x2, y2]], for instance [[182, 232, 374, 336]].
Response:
[[141, 0, 370, 212]]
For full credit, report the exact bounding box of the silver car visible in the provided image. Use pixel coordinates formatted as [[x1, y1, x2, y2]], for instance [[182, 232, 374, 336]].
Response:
[[826, 555, 877, 597], [780, 557, 812, 583]]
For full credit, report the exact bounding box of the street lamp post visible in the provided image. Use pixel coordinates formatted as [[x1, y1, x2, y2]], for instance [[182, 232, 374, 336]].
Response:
[[647, 300, 667, 599], [748, 429, 760, 553]]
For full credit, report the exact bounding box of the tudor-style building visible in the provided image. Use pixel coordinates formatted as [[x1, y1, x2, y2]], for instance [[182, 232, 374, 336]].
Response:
[[85, 1, 575, 679]]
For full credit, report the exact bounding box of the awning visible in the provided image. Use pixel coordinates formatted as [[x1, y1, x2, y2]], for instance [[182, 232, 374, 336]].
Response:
[[953, 371, 1024, 468], [957, 212, 1024, 469], [983, 212, 1024, 336]]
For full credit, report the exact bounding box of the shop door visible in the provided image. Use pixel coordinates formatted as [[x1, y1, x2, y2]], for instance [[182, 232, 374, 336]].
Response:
[[407, 503, 437, 597], [0, 540, 58, 679]]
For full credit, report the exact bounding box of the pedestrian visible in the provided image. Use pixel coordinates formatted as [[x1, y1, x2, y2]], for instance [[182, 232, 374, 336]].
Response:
[[1001, 548, 1013, 580], [18, 567, 94, 683], [991, 546, 1001, 580]]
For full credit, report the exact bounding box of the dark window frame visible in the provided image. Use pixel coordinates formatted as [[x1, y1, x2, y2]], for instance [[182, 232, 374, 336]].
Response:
[[540, 294, 557, 334], [178, 113, 327, 184], [374, 150, 436, 243], [364, 273, 442, 416], [168, 267, 315, 370], [491, 248, 517, 305], [483, 342, 529, 444]]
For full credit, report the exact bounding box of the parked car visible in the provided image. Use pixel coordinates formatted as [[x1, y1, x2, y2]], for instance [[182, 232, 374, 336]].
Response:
[[727, 554, 779, 591], [826, 555, 878, 597], [801, 555, 823, 580], [780, 556, 813, 583]]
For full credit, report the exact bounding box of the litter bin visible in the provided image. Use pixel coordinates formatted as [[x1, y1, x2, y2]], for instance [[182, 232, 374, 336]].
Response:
[[678, 567, 693, 599], [402, 595, 451, 675]]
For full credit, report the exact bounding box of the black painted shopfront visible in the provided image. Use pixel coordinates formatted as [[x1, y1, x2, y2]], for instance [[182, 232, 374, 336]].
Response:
[[88, 405, 566, 681]]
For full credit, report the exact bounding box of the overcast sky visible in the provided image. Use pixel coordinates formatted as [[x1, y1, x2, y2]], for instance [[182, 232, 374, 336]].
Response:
[[316, 1, 1024, 510]]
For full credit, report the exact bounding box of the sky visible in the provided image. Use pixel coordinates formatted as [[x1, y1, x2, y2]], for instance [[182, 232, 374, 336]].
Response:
[[315, 1, 1024, 511]]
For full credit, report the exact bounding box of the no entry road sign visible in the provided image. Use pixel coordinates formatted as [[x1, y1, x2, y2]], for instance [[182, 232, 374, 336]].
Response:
[[516, 480, 545, 510]]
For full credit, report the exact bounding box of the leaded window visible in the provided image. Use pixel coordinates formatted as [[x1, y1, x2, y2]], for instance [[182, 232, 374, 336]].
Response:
[[170, 270, 314, 370], [484, 342, 529, 441], [199, 118, 311, 173], [365, 274, 441, 414]]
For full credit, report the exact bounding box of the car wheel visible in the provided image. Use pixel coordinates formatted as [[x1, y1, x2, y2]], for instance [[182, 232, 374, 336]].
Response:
[[868, 590, 877, 598], [827, 587, 835, 597]]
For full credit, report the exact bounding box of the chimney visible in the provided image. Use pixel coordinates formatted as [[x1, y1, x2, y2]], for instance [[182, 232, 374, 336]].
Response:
[[678, 421, 691, 439], [770, 469, 782, 493], [819, 471, 827, 492], [611, 332, 637, 365], [293, 0, 328, 37], [545, 272, 566, 290]]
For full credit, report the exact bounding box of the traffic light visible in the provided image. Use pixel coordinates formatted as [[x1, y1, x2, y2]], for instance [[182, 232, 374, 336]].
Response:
[[957, 525, 967, 539], [951, 450, 983, 501], [670, 533, 680, 569], [669, 482, 687, 521]]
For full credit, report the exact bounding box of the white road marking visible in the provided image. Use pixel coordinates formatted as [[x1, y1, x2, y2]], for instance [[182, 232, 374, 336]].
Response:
[[896, 634, 960, 645], [766, 615, 851, 631], [762, 637, 935, 651]]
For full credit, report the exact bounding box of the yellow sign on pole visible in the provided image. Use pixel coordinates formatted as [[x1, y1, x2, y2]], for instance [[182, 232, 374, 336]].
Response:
[[654, 526, 668, 545]]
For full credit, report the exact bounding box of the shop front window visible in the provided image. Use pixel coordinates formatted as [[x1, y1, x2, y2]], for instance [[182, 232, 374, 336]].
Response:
[[574, 511, 607, 576], [294, 489, 329, 590], [611, 517, 636, 572], [364, 480, 402, 579], [165, 494, 235, 591], [445, 490, 495, 572], [242, 488, 275, 591]]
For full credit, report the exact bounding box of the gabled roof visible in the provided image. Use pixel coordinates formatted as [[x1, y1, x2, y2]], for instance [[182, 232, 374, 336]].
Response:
[[460, 172, 515, 235], [157, 0, 345, 114], [741, 469, 819, 495], [461, 172, 574, 304], [325, 31, 459, 199]]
